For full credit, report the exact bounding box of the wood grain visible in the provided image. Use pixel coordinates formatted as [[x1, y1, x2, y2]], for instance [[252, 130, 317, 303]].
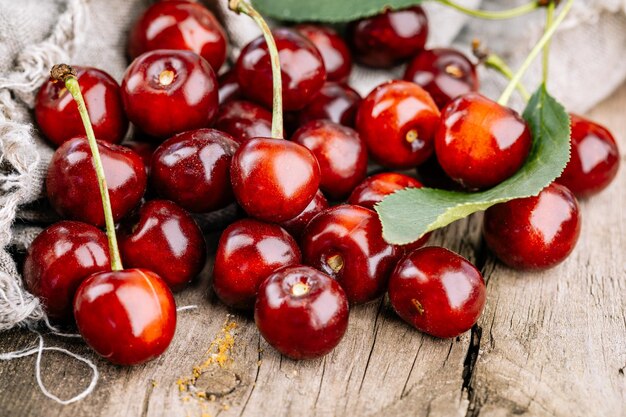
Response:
[[1, 85, 625, 417]]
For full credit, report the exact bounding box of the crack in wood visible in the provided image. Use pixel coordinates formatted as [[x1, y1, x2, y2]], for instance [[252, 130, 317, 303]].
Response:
[[140, 381, 155, 417]]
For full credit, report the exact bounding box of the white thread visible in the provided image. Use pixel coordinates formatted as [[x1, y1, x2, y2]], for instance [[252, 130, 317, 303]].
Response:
[[177, 305, 199, 312], [0, 332, 98, 405]]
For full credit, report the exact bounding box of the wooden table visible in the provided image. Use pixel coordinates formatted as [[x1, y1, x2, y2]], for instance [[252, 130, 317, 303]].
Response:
[[1, 84, 625, 417]]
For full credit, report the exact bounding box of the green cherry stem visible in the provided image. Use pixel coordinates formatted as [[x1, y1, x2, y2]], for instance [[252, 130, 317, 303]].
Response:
[[50, 64, 123, 272], [498, 0, 574, 106], [542, 1, 555, 83], [435, 0, 540, 20], [229, 0, 283, 139], [485, 54, 531, 102]]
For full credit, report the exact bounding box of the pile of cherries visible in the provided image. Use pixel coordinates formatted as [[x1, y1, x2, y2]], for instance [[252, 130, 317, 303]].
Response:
[[25, 0, 620, 364]]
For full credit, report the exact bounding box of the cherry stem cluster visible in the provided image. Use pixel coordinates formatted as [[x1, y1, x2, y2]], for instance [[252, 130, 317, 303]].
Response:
[[435, 0, 540, 20], [229, 0, 284, 139], [50, 64, 123, 272], [498, 0, 574, 106]]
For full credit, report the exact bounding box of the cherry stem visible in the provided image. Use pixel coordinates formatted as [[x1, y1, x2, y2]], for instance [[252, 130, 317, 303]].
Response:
[[50, 64, 123, 272], [435, 0, 540, 20], [497, 0, 573, 106], [543, 1, 555, 83], [229, 0, 283, 139], [484, 54, 531, 102]]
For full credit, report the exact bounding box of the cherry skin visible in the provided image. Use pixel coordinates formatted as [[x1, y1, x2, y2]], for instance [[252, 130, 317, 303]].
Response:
[[46, 137, 147, 227], [415, 155, 463, 191], [128, 0, 227, 71], [435, 93, 532, 190], [214, 100, 272, 143], [483, 183, 581, 270], [118, 200, 206, 291], [151, 128, 239, 213], [388, 246, 486, 338], [73, 268, 176, 366], [212, 219, 301, 310], [291, 120, 368, 200], [279, 190, 329, 238], [255, 265, 349, 360], [236, 28, 326, 111], [294, 24, 352, 83], [348, 172, 430, 252], [35, 66, 128, 147], [301, 205, 399, 304], [218, 68, 242, 104], [348, 6, 428, 68], [230, 137, 321, 222], [122, 49, 219, 139], [404, 48, 479, 109], [123, 140, 157, 175], [23, 221, 110, 322], [357, 80, 440, 169], [556, 114, 620, 198], [298, 82, 362, 128]]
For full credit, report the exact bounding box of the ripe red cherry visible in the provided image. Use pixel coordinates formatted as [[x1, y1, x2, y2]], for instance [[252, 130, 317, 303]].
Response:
[[46, 137, 147, 227], [122, 50, 219, 139], [348, 172, 430, 251], [23, 221, 110, 322], [556, 114, 620, 197], [388, 246, 486, 338], [73, 268, 176, 365], [214, 100, 272, 143], [123, 140, 157, 174], [279, 190, 329, 238], [415, 155, 462, 191], [151, 128, 239, 213], [298, 82, 362, 128], [291, 120, 368, 200], [231, 138, 321, 222], [435, 93, 532, 189], [301, 205, 399, 303], [35, 67, 128, 147], [236, 28, 326, 111], [213, 219, 301, 309], [348, 6, 428, 68], [118, 200, 206, 291], [483, 183, 581, 270], [218, 69, 242, 104], [128, 0, 227, 71], [255, 265, 349, 360], [357, 80, 440, 169], [294, 24, 352, 83], [404, 48, 479, 109]]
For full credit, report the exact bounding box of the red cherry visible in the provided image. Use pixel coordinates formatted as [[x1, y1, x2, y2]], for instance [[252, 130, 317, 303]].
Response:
[[46, 137, 147, 227], [35, 67, 128, 147], [279, 190, 329, 238], [556, 114, 620, 198], [23, 221, 110, 322], [415, 155, 463, 191], [122, 50, 219, 139], [151, 128, 239, 213], [404, 48, 479, 109], [128, 0, 227, 71], [483, 183, 581, 270], [255, 265, 349, 359], [214, 100, 272, 143], [123, 140, 157, 175], [294, 24, 352, 83], [301, 205, 399, 303], [118, 200, 206, 291], [73, 269, 176, 365], [435, 93, 532, 189], [348, 172, 430, 252], [348, 6, 428, 68], [236, 28, 326, 111], [230, 138, 321, 222], [388, 246, 486, 338], [298, 82, 362, 128], [291, 120, 368, 200], [213, 219, 301, 309], [218, 68, 242, 104], [357, 80, 440, 169]]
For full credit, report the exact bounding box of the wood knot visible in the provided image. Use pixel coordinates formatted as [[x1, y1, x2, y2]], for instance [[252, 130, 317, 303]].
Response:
[[193, 368, 241, 397]]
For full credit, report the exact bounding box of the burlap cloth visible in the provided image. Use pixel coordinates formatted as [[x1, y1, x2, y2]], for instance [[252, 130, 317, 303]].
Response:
[[1, 0, 625, 331]]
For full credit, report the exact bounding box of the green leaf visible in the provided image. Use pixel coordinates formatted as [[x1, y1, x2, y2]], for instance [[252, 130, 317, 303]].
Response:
[[252, 0, 422, 22], [375, 84, 571, 245]]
